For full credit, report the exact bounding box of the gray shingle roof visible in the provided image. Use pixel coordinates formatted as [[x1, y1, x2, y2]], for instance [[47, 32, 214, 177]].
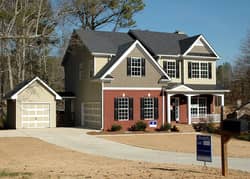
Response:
[[94, 41, 134, 79], [128, 30, 189, 55], [4, 77, 36, 99], [179, 35, 200, 54], [75, 30, 134, 54], [166, 83, 227, 91]]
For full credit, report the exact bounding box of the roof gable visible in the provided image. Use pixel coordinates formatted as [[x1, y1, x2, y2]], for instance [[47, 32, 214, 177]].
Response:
[[183, 35, 219, 58], [99, 40, 170, 80], [168, 84, 193, 92], [5, 77, 62, 100]]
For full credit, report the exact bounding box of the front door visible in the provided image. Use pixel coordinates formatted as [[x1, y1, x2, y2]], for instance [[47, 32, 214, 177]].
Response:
[[171, 97, 180, 122]]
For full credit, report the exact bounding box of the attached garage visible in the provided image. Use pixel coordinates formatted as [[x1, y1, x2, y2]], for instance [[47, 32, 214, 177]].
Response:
[[5, 77, 61, 129]]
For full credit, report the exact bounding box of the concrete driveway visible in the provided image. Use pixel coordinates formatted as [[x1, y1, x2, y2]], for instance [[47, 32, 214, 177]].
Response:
[[0, 128, 249, 172]]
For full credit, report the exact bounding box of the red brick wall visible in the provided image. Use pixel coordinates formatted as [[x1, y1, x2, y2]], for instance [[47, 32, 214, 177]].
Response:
[[103, 90, 163, 131]]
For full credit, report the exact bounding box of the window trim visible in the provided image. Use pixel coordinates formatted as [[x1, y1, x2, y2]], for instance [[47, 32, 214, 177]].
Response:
[[143, 97, 154, 120], [116, 97, 129, 121], [190, 62, 209, 79], [191, 97, 207, 118], [130, 57, 142, 77], [166, 60, 176, 78]]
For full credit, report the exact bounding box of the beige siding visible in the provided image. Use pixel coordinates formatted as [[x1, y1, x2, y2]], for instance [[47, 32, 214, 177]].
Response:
[[104, 45, 165, 88], [64, 43, 102, 127], [183, 59, 216, 85], [94, 56, 109, 75], [15, 81, 57, 128], [188, 45, 213, 55], [188, 39, 214, 55], [158, 57, 182, 83]]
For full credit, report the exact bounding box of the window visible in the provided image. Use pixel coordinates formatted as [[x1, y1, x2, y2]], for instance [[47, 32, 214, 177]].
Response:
[[127, 57, 145, 76], [163, 60, 179, 79], [191, 62, 200, 78], [191, 97, 207, 117], [200, 63, 208, 78], [143, 98, 154, 119], [131, 58, 141, 76], [188, 62, 211, 79], [114, 97, 133, 121], [141, 97, 158, 120], [79, 63, 84, 80]]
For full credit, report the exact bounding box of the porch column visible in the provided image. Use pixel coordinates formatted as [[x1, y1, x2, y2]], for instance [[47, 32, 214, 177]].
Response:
[[167, 94, 173, 124], [214, 94, 224, 107], [187, 95, 192, 125]]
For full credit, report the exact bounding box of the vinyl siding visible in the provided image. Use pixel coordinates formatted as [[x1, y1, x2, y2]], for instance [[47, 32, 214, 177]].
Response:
[[104, 45, 165, 88], [15, 81, 57, 128], [183, 59, 216, 85], [158, 57, 182, 83], [64, 43, 102, 127]]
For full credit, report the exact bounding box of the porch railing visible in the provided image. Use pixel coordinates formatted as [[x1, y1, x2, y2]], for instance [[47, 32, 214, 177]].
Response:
[[192, 114, 221, 123]]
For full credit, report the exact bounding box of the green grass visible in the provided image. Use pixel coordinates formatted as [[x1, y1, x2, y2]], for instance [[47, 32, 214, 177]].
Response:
[[0, 170, 32, 178]]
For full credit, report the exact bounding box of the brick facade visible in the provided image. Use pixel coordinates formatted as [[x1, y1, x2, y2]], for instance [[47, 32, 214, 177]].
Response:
[[103, 90, 164, 131]]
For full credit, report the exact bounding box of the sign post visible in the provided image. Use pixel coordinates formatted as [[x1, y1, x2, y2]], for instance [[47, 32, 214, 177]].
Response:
[[196, 135, 212, 164]]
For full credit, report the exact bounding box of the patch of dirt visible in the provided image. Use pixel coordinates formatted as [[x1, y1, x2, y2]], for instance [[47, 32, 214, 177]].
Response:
[[100, 133, 250, 158], [0, 137, 249, 178]]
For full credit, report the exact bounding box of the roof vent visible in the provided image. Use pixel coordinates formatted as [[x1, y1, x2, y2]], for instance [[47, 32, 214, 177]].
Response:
[[174, 30, 185, 35]]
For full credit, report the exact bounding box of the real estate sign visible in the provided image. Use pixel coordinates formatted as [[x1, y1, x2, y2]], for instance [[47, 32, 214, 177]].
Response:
[[196, 135, 212, 162]]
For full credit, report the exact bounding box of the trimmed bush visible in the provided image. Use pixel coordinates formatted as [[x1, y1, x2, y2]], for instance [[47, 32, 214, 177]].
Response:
[[110, 124, 122, 131], [129, 121, 147, 131], [192, 122, 219, 133], [156, 123, 171, 131], [171, 125, 180, 132]]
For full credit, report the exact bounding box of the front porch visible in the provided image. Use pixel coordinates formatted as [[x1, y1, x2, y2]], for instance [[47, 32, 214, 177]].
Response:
[[166, 92, 224, 125]]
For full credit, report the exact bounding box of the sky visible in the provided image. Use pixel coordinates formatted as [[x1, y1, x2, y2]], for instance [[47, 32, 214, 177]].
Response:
[[101, 0, 250, 65]]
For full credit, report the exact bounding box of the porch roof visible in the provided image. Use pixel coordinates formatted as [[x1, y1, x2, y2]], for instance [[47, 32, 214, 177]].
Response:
[[165, 83, 230, 94]]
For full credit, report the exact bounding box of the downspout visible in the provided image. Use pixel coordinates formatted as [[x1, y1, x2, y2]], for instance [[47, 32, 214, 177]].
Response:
[[162, 88, 165, 126], [101, 81, 104, 130]]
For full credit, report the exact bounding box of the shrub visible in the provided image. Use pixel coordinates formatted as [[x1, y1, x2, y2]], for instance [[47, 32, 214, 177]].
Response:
[[171, 125, 180, 132], [110, 124, 122, 131], [156, 123, 171, 131], [192, 122, 219, 133], [129, 121, 147, 131]]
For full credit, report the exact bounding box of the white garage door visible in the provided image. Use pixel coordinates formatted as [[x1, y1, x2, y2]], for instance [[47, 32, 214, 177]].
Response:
[[21, 103, 50, 128]]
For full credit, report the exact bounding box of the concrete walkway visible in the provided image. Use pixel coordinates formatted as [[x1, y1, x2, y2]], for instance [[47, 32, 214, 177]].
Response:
[[0, 128, 249, 172]]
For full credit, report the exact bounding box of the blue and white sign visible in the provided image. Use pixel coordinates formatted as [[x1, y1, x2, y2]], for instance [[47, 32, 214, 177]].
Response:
[[149, 120, 157, 128], [196, 135, 212, 162]]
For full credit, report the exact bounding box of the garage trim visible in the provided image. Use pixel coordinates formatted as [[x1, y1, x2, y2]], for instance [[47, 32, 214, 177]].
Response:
[[21, 102, 50, 128]]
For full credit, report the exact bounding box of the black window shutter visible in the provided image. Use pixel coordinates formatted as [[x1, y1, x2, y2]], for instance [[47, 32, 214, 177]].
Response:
[[140, 98, 144, 120], [176, 61, 180, 78], [127, 57, 131, 76], [163, 61, 167, 72], [154, 97, 159, 119], [188, 62, 192, 79], [114, 98, 118, 121], [208, 63, 212, 79], [141, 58, 145, 76], [129, 98, 133, 120]]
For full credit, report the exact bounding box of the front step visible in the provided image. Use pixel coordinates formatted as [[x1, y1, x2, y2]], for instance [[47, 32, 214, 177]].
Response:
[[171, 122, 195, 132]]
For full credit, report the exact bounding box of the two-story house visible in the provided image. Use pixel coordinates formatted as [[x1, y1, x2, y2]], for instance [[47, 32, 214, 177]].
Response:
[[62, 30, 229, 130]]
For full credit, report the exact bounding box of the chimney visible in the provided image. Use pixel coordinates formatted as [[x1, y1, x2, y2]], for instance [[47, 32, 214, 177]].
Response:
[[174, 30, 185, 35]]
